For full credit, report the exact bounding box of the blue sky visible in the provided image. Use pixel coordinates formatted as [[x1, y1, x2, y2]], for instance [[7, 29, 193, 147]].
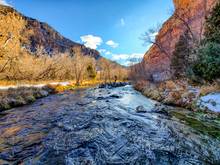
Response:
[[2, 0, 174, 65]]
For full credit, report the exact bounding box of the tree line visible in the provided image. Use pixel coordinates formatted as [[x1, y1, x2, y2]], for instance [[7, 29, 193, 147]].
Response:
[[0, 43, 128, 85], [0, 9, 128, 85]]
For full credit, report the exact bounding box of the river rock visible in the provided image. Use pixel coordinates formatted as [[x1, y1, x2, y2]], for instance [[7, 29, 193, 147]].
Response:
[[152, 104, 169, 116], [110, 94, 121, 98], [136, 105, 147, 113], [39, 90, 49, 97], [99, 82, 129, 89]]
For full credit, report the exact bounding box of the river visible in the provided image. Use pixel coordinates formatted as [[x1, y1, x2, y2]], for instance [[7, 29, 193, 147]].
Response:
[[0, 85, 220, 164]]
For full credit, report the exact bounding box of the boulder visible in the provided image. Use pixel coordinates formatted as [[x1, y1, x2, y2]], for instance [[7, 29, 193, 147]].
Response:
[[136, 106, 147, 113]]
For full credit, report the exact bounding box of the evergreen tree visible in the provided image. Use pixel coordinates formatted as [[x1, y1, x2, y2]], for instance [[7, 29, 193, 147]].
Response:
[[171, 31, 191, 78], [192, 2, 220, 81], [204, 2, 220, 43], [86, 64, 96, 79], [193, 42, 220, 81]]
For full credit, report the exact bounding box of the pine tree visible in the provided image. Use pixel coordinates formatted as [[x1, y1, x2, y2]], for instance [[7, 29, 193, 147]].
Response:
[[204, 2, 220, 43], [171, 31, 191, 79], [192, 2, 220, 81]]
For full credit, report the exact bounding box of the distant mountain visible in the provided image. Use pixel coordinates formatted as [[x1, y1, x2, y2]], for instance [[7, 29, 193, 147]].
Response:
[[0, 5, 101, 59]]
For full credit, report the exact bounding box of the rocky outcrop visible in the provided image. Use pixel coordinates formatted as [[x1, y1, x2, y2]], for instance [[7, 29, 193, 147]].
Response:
[[0, 5, 101, 59], [142, 0, 216, 82]]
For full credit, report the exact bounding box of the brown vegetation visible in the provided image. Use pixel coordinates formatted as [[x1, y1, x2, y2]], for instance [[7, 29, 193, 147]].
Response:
[[0, 6, 128, 85], [0, 86, 55, 111]]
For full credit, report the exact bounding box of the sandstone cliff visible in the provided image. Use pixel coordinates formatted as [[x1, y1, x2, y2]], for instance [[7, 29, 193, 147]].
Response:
[[142, 0, 216, 82], [0, 5, 101, 59]]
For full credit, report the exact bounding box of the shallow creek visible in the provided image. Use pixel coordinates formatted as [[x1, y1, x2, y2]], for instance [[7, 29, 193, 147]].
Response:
[[0, 85, 219, 164]]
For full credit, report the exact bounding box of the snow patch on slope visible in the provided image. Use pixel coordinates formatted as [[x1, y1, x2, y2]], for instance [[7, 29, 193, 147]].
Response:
[[197, 93, 220, 112]]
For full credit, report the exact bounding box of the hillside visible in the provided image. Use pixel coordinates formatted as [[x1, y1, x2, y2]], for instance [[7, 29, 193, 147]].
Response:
[[0, 5, 127, 82], [0, 5, 100, 59]]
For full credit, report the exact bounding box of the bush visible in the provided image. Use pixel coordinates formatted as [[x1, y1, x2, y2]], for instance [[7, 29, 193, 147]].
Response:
[[188, 2, 220, 82], [204, 2, 220, 43], [193, 42, 220, 81], [0, 86, 53, 111], [87, 65, 96, 79]]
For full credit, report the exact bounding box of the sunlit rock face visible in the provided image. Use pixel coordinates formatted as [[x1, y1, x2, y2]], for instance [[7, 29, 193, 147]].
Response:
[[0, 5, 101, 59], [142, 0, 216, 82]]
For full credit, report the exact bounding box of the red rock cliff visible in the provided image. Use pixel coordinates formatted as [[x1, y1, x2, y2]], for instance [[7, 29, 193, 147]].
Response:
[[142, 0, 216, 82]]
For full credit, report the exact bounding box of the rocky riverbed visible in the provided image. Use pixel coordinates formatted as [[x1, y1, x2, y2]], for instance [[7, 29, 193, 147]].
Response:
[[0, 85, 220, 164]]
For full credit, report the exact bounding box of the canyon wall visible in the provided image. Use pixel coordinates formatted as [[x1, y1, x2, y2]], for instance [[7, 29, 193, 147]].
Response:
[[142, 0, 216, 82]]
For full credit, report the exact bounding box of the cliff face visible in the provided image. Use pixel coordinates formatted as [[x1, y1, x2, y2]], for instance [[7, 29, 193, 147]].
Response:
[[0, 5, 101, 59], [142, 0, 216, 82]]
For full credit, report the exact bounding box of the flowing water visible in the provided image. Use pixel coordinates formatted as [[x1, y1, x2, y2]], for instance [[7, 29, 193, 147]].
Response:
[[0, 85, 220, 165]]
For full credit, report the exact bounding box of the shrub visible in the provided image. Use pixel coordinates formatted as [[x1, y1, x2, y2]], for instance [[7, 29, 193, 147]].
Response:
[[204, 2, 220, 43], [189, 2, 220, 82], [87, 64, 96, 79], [193, 42, 220, 81]]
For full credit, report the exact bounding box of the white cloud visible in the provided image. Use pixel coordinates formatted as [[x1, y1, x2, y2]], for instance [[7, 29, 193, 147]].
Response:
[[99, 49, 107, 53], [112, 53, 144, 61], [0, 0, 10, 6], [105, 51, 111, 55], [98, 49, 112, 55], [120, 18, 125, 27], [106, 40, 119, 48], [122, 61, 134, 66], [80, 35, 103, 49], [111, 53, 144, 66]]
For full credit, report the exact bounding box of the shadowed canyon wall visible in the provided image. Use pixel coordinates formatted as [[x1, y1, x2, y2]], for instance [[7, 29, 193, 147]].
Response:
[[142, 0, 216, 82]]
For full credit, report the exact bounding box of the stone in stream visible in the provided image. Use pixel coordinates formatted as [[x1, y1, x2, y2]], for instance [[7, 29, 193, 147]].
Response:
[[136, 105, 147, 113], [152, 103, 169, 116], [99, 82, 129, 89], [110, 94, 121, 98]]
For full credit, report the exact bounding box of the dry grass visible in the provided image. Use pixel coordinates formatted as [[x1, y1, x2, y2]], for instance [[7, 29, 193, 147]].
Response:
[[0, 79, 127, 111], [0, 86, 54, 111], [0, 80, 73, 86], [199, 83, 220, 96], [0, 82, 77, 111]]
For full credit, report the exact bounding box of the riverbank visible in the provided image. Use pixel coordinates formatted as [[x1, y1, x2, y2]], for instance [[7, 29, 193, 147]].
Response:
[[134, 80, 220, 113], [0, 86, 55, 111], [0, 81, 129, 111]]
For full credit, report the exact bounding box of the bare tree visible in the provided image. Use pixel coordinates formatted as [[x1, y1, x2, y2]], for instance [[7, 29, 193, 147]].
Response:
[[99, 58, 112, 83], [141, 24, 172, 58], [71, 47, 93, 85]]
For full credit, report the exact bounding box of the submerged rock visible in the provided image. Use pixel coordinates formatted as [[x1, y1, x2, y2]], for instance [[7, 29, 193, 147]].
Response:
[[152, 103, 169, 116], [110, 94, 122, 98], [136, 105, 147, 113]]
